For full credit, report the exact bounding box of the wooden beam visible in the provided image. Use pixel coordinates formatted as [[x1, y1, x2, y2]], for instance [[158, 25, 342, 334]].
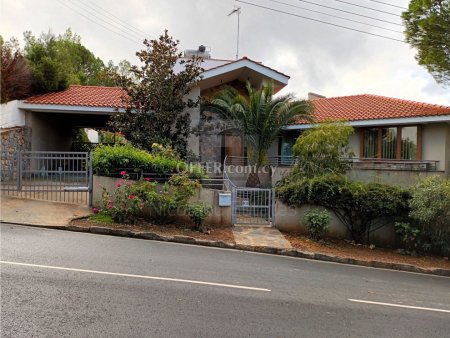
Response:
[[417, 125, 422, 160], [396, 127, 402, 160], [377, 127, 382, 159]]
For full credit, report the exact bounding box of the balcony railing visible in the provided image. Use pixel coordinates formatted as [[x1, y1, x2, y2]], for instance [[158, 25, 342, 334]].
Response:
[[265, 156, 439, 171], [345, 158, 439, 171]]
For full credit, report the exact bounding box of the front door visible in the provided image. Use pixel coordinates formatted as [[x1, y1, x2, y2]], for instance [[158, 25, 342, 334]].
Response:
[[222, 132, 244, 164]]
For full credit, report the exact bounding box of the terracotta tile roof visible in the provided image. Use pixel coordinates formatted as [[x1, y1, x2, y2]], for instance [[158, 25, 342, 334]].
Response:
[[306, 94, 450, 123], [24, 85, 127, 108]]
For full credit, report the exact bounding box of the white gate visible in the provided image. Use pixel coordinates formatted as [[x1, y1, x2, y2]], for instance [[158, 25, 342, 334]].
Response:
[[231, 187, 275, 226]]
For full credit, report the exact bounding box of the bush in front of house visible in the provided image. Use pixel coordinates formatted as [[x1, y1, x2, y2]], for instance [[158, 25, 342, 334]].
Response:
[[99, 171, 200, 224], [186, 202, 213, 232], [395, 175, 450, 256], [92, 144, 185, 175], [291, 121, 354, 178], [100, 171, 146, 223], [92, 143, 207, 178], [136, 172, 200, 222], [303, 209, 330, 241], [277, 174, 410, 244]]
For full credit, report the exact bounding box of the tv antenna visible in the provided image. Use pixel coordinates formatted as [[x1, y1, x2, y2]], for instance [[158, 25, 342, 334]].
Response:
[[228, 6, 241, 60]]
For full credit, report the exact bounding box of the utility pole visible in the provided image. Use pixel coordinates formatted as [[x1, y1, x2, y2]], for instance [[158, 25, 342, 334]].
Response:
[[228, 6, 241, 60]]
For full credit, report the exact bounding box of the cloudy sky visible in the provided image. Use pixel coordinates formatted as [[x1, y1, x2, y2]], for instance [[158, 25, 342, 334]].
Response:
[[2, 0, 449, 105]]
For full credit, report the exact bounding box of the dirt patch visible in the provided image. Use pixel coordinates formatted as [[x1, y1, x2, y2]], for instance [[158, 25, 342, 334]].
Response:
[[71, 218, 235, 244], [284, 233, 450, 270]]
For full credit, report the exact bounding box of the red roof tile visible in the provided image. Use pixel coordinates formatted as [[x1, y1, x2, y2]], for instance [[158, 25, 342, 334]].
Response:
[[307, 94, 450, 123], [24, 86, 450, 124], [25, 85, 127, 108]]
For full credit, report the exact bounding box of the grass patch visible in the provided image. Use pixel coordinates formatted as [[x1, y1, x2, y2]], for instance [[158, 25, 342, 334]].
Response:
[[90, 212, 114, 224]]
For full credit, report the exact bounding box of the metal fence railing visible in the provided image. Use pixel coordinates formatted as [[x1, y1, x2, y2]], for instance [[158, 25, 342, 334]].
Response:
[[1, 151, 92, 205]]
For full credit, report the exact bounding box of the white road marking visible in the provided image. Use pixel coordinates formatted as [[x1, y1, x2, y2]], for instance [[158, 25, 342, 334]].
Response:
[[0, 260, 271, 292], [349, 299, 450, 313]]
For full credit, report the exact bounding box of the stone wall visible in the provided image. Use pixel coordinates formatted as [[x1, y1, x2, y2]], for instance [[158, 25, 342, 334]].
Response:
[[1, 126, 31, 153], [1, 127, 31, 181]]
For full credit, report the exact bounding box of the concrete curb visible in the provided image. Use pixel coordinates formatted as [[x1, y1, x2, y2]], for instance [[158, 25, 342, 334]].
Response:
[[2, 221, 449, 277]]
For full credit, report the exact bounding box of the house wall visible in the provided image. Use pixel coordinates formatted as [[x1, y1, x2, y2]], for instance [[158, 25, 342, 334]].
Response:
[[422, 123, 448, 171], [0, 100, 25, 128], [26, 111, 73, 151], [348, 132, 360, 157], [92, 175, 232, 227]]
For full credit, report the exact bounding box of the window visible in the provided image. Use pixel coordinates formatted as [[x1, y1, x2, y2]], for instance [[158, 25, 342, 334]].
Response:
[[363, 128, 378, 158], [382, 127, 397, 159], [401, 126, 418, 160], [361, 126, 420, 160]]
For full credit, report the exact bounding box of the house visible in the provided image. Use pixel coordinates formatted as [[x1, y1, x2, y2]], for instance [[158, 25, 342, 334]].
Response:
[[2, 52, 450, 186], [1, 56, 288, 167]]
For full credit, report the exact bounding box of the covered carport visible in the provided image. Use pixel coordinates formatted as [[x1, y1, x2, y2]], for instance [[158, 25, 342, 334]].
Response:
[[20, 85, 125, 152]]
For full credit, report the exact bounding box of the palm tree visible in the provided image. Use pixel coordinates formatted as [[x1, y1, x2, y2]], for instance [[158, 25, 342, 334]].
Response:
[[205, 81, 313, 187]]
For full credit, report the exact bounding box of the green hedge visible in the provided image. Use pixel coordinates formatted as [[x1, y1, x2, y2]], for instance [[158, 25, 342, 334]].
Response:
[[277, 174, 409, 244], [92, 145, 186, 175]]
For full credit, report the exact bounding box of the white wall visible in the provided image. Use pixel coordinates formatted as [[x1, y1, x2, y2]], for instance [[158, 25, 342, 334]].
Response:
[[0, 100, 25, 128], [422, 123, 447, 171], [348, 132, 360, 158]]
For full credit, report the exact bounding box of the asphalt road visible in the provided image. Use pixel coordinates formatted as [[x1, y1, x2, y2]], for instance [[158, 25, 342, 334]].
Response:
[[1, 223, 449, 338]]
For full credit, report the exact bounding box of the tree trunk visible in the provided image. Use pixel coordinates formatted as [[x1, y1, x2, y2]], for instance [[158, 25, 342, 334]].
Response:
[[246, 166, 260, 187]]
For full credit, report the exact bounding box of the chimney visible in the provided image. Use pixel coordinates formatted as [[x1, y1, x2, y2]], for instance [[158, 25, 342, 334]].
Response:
[[308, 92, 326, 100]]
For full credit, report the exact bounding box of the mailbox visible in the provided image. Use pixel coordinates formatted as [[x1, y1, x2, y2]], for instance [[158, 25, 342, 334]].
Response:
[[218, 192, 232, 207]]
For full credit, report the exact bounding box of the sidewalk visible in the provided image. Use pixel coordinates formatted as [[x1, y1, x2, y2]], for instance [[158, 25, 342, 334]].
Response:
[[0, 196, 91, 226]]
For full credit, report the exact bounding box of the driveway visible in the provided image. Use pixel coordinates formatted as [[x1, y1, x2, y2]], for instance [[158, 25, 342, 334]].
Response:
[[1, 223, 449, 337]]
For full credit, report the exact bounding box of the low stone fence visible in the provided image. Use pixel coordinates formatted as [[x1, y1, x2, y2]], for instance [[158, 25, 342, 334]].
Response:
[[93, 175, 231, 227]]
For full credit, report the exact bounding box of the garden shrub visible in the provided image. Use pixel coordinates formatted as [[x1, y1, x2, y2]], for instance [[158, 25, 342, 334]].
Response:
[[277, 174, 409, 244], [397, 176, 450, 256], [92, 144, 184, 175], [394, 221, 421, 254], [137, 172, 200, 222], [100, 171, 145, 223], [303, 209, 330, 241], [186, 202, 213, 231], [292, 121, 354, 178], [92, 143, 206, 178]]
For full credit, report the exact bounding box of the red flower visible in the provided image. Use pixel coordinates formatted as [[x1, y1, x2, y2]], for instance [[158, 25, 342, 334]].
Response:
[[145, 177, 150, 182], [129, 194, 135, 199], [92, 207, 99, 214], [120, 170, 127, 177], [116, 182, 121, 187]]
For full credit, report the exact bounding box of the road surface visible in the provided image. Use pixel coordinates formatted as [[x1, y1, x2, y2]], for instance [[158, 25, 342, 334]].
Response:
[[1, 223, 449, 337]]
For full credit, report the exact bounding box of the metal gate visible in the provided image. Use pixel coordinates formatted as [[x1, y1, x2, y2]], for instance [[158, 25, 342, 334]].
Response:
[[231, 187, 275, 225], [1, 151, 92, 205]]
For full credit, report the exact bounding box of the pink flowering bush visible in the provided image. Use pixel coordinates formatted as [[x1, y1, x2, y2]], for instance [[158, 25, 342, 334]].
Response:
[[100, 171, 146, 223]]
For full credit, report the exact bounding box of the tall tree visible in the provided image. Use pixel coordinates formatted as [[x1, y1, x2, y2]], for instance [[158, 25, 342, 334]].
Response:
[[403, 0, 450, 85], [24, 29, 113, 93], [207, 81, 313, 186], [1, 36, 32, 103], [108, 30, 203, 157]]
